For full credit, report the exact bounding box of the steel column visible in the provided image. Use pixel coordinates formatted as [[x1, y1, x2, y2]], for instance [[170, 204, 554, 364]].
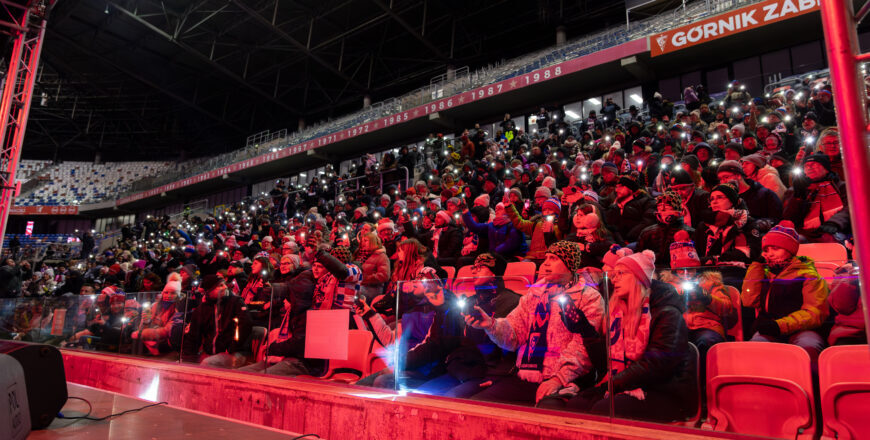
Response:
[[0, 2, 47, 251], [819, 0, 870, 343]]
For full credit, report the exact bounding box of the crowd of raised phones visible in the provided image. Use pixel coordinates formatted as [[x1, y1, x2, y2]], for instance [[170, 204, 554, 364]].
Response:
[[0, 77, 865, 423]]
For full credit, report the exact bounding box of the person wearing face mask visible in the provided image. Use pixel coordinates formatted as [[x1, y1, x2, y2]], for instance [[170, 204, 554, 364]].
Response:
[[782, 152, 850, 243], [741, 221, 829, 362], [181, 274, 252, 368], [465, 241, 605, 406], [637, 191, 693, 268], [693, 183, 761, 269]]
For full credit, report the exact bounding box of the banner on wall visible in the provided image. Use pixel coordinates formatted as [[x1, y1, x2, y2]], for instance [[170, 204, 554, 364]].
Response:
[[25, 221, 33, 236], [650, 0, 819, 57], [9, 205, 79, 215]]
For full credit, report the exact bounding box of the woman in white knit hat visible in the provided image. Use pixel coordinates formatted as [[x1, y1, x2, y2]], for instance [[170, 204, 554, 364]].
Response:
[[541, 250, 698, 422]]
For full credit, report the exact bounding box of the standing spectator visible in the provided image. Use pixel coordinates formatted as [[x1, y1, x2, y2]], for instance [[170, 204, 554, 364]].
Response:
[[356, 233, 390, 299]]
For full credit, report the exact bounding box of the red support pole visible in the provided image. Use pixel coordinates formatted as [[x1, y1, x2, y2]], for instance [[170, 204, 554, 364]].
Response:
[[0, 2, 48, 251], [819, 0, 870, 344]]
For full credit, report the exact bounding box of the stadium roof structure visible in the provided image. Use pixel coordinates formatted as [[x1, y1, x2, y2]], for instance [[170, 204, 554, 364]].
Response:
[[22, 0, 642, 162]]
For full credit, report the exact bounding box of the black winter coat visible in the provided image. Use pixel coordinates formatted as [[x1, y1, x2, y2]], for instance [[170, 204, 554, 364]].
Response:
[[604, 192, 656, 244], [740, 179, 783, 223], [611, 280, 696, 418], [182, 294, 252, 358]]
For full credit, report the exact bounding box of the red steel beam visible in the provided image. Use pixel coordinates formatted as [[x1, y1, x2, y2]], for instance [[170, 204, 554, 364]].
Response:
[[819, 0, 870, 344]]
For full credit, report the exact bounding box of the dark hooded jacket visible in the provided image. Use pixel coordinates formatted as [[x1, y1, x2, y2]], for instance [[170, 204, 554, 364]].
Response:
[[182, 294, 252, 358]]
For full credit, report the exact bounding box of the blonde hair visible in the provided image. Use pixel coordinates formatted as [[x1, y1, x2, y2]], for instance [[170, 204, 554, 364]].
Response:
[[610, 265, 651, 337], [360, 232, 383, 251]]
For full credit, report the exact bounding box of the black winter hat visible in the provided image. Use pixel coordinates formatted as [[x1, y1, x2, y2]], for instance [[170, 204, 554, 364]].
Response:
[[200, 274, 224, 292], [712, 183, 740, 207], [804, 152, 832, 172]]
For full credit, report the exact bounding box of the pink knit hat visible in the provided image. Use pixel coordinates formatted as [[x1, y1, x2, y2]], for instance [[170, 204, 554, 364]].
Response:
[[617, 250, 656, 287]]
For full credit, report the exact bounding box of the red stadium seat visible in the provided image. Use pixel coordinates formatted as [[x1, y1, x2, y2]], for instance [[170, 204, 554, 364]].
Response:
[[819, 345, 870, 440], [505, 261, 536, 293], [442, 265, 456, 283], [704, 342, 816, 439], [798, 243, 848, 266], [300, 330, 374, 384]]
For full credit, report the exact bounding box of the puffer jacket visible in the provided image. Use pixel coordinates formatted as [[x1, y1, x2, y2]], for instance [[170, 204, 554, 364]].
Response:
[[609, 280, 695, 414], [741, 256, 830, 336], [505, 203, 564, 260], [485, 282, 604, 386], [360, 247, 391, 286]]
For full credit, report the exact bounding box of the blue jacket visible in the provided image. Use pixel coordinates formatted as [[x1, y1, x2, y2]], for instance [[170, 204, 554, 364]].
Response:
[[462, 211, 528, 258]]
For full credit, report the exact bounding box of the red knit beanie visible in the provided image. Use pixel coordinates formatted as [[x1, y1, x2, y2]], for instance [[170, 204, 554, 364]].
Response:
[[761, 221, 800, 256]]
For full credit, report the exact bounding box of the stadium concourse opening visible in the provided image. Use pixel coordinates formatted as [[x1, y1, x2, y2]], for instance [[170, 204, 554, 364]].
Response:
[[1, 0, 869, 439]]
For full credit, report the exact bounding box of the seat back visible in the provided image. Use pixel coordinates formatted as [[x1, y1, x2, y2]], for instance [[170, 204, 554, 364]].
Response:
[[324, 329, 373, 375], [451, 265, 473, 290], [441, 266, 455, 283], [505, 261, 536, 284], [502, 275, 532, 295], [722, 285, 743, 342], [706, 342, 815, 439], [797, 243, 848, 266], [819, 345, 870, 440]]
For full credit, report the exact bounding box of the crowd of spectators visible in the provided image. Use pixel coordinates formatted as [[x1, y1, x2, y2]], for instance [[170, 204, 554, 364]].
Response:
[[0, 76, 865, 423]]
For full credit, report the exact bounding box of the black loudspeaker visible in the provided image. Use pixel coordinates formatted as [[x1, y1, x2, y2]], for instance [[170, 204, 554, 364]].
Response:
[[0, 341, 68, 429]]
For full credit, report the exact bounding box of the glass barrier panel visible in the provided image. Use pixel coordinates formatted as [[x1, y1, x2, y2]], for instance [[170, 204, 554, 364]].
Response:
[[125, 291, 163, 357], [596, 258, 865, 439]]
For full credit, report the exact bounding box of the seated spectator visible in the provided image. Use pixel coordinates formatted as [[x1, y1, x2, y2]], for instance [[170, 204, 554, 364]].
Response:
[[561, 204, 613, 269], [182, 274, 253, 368], [667, 169, 712, 229], [132, 272, 183, 355], [716, 160, 782, 223], [465, 241, 605, 405], [637, 191, 693, 268], [603, 176, 655, 245], [693, 183, 759, 268], [826, 263, 866, 345], [740, 154, 786, 200], [741, 221, 829, 361], [782, 153, 850, 243], [540, 250, 697, 422]]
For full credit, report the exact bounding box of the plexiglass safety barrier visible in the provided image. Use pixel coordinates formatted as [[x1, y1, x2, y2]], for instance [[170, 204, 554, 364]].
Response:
[[1, 258, 865, 439]]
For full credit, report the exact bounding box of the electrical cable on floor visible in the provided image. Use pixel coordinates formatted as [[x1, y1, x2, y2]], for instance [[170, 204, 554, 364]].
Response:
[[57, 396, 168, 421]]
